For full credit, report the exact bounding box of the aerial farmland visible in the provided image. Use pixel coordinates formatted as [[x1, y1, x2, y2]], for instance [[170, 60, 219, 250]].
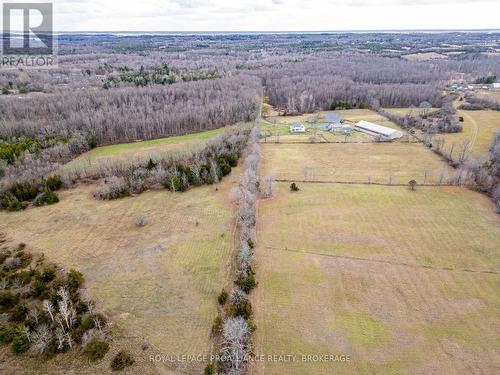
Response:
[[0, 23, 499, 375]]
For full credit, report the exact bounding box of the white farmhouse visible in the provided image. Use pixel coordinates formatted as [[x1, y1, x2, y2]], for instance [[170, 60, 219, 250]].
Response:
[[492, 83, 500, 91], [354, 121, 403, 140], [290, 124, 305, 133]]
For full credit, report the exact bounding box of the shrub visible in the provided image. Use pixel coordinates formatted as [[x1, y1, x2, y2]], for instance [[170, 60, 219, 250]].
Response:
[[231, 298, 253, 320], [11, 333, 30, 354], [30, 279, 46, 298], [145, 158, 157, 170], [72, 314, 98, 343], [219, 162, 232, 177], [408, 180, 417, 191], [0, 251, 8, 264], [166, 175, 186, 192], [10, 199, 29, 211], [0, 323, 20, 343], [135, 214, 147, 227], [247, 238, 254, 249], [459, 116, 464, 122], [290, 182, 300, 191], [9, 303, 28, 322], [38, 265, 57, 282], [235, 271, 257, 294], [11, 270, 31, 286], [84, 338, 110, 361], [211, 315, 223, 335], [3, 257, 21, 271], [204, 363, 215, 375], [34, 189, 59, 206], [42, 338, 58, 360], [66, 269, 84, 292], [16, 251, 32, 268], [0, 291, 19, 312], [87, 137, 97, 149], [111, 351, 135, 371], [218, 289, 228, 305], [44, 175, 63, 191], [222, 153, 238, 167], [9, 182, 39, 202], [3, 196, 29, 212], [93, 177, 129, 200]]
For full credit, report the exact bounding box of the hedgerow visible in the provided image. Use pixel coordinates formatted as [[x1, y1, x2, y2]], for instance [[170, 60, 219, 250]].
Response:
[[209, 124, 262, 375], [90, 127, 250, 200]]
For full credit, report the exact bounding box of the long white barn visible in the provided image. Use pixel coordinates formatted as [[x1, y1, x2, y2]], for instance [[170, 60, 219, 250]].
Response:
[[355, 120, 403, 140]]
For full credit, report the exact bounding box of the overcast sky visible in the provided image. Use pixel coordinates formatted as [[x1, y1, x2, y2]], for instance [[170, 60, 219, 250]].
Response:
[[2, 0, 500, 31]]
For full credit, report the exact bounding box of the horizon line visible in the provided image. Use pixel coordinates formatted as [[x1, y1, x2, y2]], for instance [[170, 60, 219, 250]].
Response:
[[2, 28, 498, 35]]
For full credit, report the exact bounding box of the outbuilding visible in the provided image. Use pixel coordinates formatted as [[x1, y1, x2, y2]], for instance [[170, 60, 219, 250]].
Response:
[[290, 124, 305, 133], [328, 123, 352, 134], [354, 121, 403, 140], [325, 112, 344, 124]]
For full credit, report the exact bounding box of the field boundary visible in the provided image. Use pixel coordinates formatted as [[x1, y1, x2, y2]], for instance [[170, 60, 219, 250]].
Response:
[[260, 140, 421, 145], [274, 179, 453, 187], [265, 246, 500, 275]]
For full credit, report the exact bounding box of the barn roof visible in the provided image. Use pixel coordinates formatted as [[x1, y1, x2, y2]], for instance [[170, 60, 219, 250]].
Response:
[[325, 113, 344, 123], [355, 121, 399, 137]]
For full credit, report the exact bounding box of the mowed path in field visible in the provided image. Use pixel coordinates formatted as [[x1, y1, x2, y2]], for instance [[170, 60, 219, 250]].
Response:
[[385, 108, 500, 160], [252, 141, 500, 374], [0, 170, 242, 374]]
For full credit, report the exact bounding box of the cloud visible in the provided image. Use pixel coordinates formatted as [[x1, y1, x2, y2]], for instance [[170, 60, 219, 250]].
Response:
[[37, 0, 500, 31]]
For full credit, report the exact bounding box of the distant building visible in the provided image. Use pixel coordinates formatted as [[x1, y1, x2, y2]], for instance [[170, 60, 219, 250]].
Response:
[[325, 112, 344, 124], [290, 124, 305, 133], [328, 123, 352, 134], [354, 121, 403, 140]]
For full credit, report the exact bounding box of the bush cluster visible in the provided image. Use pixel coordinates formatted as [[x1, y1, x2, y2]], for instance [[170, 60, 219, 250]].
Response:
[[110, 350, 135, 371], [91, 128, 248, 200], [0, 175, 62, 211], [84, 338, 110, 361], [0, 243, 110, 360], [378, 103, 462, 135]]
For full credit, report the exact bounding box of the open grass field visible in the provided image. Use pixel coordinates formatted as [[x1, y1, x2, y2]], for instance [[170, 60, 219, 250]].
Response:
[[68, 125, 239, 167], [251, 183, 500, 375], [89, 128, 225, 159], [384, 108, 500, 160], [384, 108, 439, 117], [0, 168, 242, 374], [261, 143, 452, 184], [402, 52, 447, 61], [441, 110, 500, 160]]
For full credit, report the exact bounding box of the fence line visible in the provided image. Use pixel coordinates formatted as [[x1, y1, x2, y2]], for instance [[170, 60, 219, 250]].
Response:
[[265, 246, 500, 275], [259, 140, 422, 145], [273, 179, 457, 187]]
